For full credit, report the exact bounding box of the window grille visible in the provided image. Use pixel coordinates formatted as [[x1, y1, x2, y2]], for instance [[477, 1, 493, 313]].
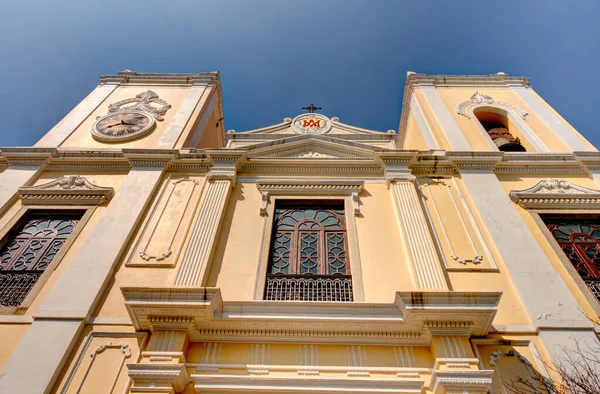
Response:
[[543, 216, 600, 303], [265, 201, 352, 302], [0, 213, 81, 307]]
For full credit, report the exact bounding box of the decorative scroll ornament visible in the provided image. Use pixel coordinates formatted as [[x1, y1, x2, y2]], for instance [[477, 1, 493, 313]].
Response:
[[108, 90, 171, 120], [291, 113, 333, 135], [510, 178, 600, 209], [19, 176, 114, 205], [456, 91, 528, 119]]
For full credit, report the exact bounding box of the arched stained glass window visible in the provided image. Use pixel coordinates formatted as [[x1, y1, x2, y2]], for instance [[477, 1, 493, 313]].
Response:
[[0, 212, 82, 307], [265, 201, 352, 302], [543, 216, 600, 302]]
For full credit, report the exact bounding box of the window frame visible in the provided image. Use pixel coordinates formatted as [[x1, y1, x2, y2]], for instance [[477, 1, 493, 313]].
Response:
[[0, 205, 94, 314], [531, 210, 600, 314], [468, 105, 549, 153], [254, 195, 364, 301]]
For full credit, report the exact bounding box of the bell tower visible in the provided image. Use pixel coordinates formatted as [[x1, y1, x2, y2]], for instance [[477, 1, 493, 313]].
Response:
[[399, 72, 596, 153]]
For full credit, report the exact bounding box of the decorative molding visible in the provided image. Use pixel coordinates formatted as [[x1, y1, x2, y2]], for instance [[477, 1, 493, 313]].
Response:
[[121, 287, 501, 343], [59, 332, 146, 394], [389, 180, 448, 289], [127, 176, 202, 266], [422, 179, 490, 266], [256, 180, 364, 216], [100, 70, 220, 87], [173, 179, 232, 287], [509, 178, 600, 209], [191, 375, 424, 394], [291, 113, 333, 135], [18, 175, 114, 205], [429, 370, 494, 394], [128, 363, 190, 393], [456, 91, 528, 119]]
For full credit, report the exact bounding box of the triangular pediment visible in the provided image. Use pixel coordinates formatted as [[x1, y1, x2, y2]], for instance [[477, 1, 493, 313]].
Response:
[[244, 135, 376, 160], [233, 114, 394, 136]]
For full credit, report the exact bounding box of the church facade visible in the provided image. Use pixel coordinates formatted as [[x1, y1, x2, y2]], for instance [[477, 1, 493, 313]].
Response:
[[0, 70, 598, 393]]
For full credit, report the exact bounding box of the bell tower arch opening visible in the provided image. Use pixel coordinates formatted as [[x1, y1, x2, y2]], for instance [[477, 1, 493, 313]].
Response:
[[473, 107, 529, 152]]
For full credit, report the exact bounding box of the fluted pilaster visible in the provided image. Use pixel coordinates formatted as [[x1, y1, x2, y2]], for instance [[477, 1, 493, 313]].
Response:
[[174, 178, 232, 287], [389, 176, 447, 290]]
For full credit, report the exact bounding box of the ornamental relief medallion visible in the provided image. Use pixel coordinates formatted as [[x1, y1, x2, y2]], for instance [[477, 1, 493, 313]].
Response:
[[291, 113, 332, 135], [91, 90, 171, 142]]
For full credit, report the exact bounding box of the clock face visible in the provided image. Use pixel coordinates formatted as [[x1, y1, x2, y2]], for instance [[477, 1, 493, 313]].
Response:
[[91, 111, 155, 142]]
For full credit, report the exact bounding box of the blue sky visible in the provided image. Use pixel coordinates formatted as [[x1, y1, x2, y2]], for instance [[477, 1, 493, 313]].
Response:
[[1, 0, 599, 147]]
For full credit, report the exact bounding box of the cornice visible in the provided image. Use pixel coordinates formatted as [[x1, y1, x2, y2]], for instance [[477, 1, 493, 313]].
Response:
[[99, 70, 220, 87], [574, 151, 600, 170], [0, 147, 56, 166], [191, 375, 424, 394], [121, 287, 501, 344], [398, 72, 530, 147], [122, 149, 179, 167], [19, 175, 114, 205], [510, 178, 600, 209], [446, 151, 504, 170], [430, 370, 494, 394]]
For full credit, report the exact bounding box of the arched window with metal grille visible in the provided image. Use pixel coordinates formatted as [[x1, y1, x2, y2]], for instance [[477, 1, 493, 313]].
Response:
[[544, 216, 600, 303], [264, 201, 352, 302], [0, 212, 83, 307]]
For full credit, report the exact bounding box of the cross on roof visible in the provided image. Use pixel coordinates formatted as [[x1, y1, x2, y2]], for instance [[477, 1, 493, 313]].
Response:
[[302, 103, 322, 113]]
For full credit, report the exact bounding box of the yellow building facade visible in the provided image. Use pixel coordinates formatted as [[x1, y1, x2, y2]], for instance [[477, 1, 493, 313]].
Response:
[[0, 70, 598, 393]]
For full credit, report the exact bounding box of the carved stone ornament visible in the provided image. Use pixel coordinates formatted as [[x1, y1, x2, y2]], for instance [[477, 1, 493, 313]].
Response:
[[456, 91, 528, 119], [108, 90, 171, 120], [509, 178, 600, 209], [19, 175, 114, 205], [91, 90, 171, 142], [291, 113, 333, 135]]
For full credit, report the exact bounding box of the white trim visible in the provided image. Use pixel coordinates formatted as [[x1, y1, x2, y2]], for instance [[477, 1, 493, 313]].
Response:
[[511, 86, 592, 151], [35, 84, 117, 148], [157, 85, 208, 149], [419, 86, 471, 150], [409, 96, 438, 149], [467, 104, 550, 152]]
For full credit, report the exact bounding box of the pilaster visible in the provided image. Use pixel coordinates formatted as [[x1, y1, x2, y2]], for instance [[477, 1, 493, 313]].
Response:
[[510, 85, 592, 152], [173, 150, 242, 287], [449, 152, 597, 363], [156, 84, 210, 149], [128, 331, 191, 394], [35, 83, 118, 148], [417, 83, 471, 151], [0, 148, 55, 215], [382, 154, 448, 290], [0, 162, 166, 394]]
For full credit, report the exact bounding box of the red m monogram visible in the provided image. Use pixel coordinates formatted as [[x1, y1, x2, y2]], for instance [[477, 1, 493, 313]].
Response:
[[302, 119, 321, 127]]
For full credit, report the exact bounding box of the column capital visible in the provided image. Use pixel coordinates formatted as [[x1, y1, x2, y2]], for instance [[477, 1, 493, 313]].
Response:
[[430, 370, 494, 394]]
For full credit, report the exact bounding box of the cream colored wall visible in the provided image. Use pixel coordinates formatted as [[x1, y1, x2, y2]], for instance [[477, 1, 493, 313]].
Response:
[[0, 324, 28, 371], [413, 89, 453, 150], [207, 182, 413, 302], [402, 110, 430, 151], [9, 171, 128, 316], [91, 173, 207, 319], [51, 325, 142, 394], [206, 181, 265, 299], [59, 86, 189, 149], [436, 88, 570, 152], [498, 174, 600, 318], [356, 183, 415, 301], [530, 89, 597, 151]]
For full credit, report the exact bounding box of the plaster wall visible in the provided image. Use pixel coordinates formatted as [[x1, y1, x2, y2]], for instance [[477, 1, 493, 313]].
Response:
[[402, 110, 430, 151], [435, 88, 570, 152], [207, 182, 413, 302], [498, 174, 600, 317], [59, 86, 190, 150]]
